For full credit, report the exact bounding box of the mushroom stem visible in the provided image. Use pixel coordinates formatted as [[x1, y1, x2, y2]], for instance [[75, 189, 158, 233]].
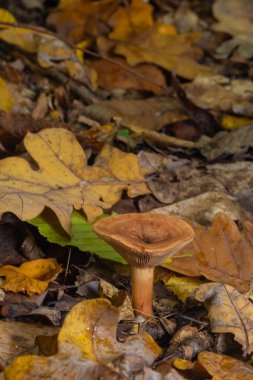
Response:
[[132, 267, 154, 318]]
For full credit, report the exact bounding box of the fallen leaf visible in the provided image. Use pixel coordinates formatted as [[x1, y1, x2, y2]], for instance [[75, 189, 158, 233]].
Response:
[[0, 320, 58, 363], [213, 0, 253, 59], [0, 258, 62, 296], [163, 213, 253, 292], [196, 283, 253, 354], [0, 128, 149, 233], [84, 97, 186, 132], [166, 276, 202, 303], [152, 191, 253, 226], [0, 77, 14, 113], [221, 115, 253, 130], [198, 351, 253, 379], [47, 0, 116, 44], [0, 8, 17, 24], [92, 58, 166, 94], [4, 299, 162, 379], [201, 124, 253, 160], [108, 0, 153, 41], [184, 75, 253, 117], [30, 211, 124, 263], [115, 24, 214, 79], [0, 26, 96, 89]]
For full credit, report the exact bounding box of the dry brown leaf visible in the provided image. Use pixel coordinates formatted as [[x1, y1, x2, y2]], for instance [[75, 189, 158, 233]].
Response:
[[184, 75, 253, 117], [0, 258, 62, 296], [201, 124, 253, 160], [213, 0, 253, 59], [198, 351, 253, 380], [0, 128, 149, 233], [0, 320, 58, 363], [162, 213, 253, 292], [196, 283, 253, 354], [4, 299, 162, 379], [0, 26, 96, 89], [84, 97, 186, 131], [115, 24, 214, 79], [47, 0, 116, 44], [92, 58, 166, 94]]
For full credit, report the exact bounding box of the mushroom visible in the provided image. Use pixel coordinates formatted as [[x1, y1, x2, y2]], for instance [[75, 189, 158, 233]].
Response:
[[93, 213, 194, 319]]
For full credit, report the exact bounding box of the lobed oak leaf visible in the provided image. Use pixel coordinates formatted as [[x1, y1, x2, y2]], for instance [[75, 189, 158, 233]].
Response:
[[196, 283, 253, 355], [0, 128, 149, 233], [4, 299, 162, 379], [0, 258, 62, 296], [163, 213, 253, 292]]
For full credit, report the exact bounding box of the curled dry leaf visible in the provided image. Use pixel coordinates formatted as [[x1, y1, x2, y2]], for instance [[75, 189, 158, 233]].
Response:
[[198, 351, 253, 380], [163, 213, 253, 292], [0, 258, 62, 296], [196, 283, 253, 355], [4, 299, 162, 380], [0, 128, 149, 233]]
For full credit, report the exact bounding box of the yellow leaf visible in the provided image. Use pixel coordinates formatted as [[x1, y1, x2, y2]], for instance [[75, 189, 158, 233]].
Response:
[[115, 25, 214, 79], [221, 115, 253, 130], [4, 299, 162, 379], [0, 76, 14, 112], [0, 8, 16, 24], [108, 0, 154, 41], [0, 259, 62, 296], [0, 128, 149, 233], [166, 275, 201, 302]]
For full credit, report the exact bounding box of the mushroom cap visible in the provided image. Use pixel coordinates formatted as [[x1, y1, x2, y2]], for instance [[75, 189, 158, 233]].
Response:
[[93, 213, 194, 267]]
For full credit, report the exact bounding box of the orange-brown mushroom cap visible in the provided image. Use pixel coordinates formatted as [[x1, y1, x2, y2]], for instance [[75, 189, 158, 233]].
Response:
[[93, 213, 194, 267]]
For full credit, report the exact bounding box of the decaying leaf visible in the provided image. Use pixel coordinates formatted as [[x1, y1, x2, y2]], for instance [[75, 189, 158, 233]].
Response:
[[0, 26, 96, 89], [184, 75, 253, 117], [196, 283, 253, 354], [4, 299, 162, 379], [213, 0, 253, 59], [0, 320, 58, 363], [152, 191, 253, 226], [163, 213, 253, 292], [115, 24, 214, 79], [92, 58, 166, 94], [198, 351, 253, 379], [201, 124, 253, 160], [84, 97, 186, 132], [0, 258, 62, 296], [0, 128, 149, 233]]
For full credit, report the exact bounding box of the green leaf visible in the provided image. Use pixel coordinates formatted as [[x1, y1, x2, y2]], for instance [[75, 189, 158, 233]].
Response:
[[30, 210, 126, 264]]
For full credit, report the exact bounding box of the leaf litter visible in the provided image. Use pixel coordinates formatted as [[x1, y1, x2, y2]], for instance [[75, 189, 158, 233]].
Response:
[[0, 0, 253, 379]]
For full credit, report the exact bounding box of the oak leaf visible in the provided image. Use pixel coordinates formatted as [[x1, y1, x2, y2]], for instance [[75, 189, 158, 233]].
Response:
[[0, 258, 62, 296], [163, 213, 253, 292], [196, 283, 253, 355], [0, 128, 149, 233], [4, 299, 162, 379]]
